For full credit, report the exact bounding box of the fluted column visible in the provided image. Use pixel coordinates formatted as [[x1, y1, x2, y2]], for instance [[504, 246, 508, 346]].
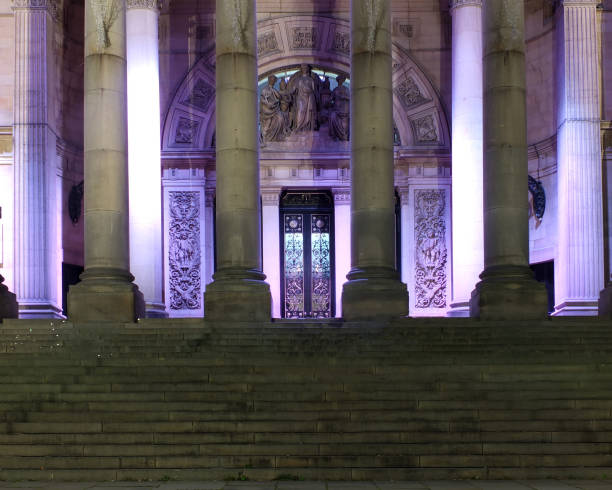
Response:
[[126, 0, 166, 318], [68, 0, 144, 322], [469, 0, 548, 319], [13, 0, 62, 318], [448, 0, 484, 317], [342, 0, 408, 320], [553, 0, 604, 316], [204, 0, 271, 321], [332, 188, 351, 317]]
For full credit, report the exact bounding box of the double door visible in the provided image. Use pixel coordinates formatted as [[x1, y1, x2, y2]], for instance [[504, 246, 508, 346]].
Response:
[[280, 192, 334, 318]]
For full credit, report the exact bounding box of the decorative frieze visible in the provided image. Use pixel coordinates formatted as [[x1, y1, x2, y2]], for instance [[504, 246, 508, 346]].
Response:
[[290, 26, 318, 49], [414, 189, 447, 309], [331, 30, 350, 55], [168, 191, 201, 311], [258, 31, 280, 57], [449, 0, 482, 11]]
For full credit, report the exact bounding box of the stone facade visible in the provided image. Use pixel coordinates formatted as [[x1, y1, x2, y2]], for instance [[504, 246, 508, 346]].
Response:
[[0, 0, 610, 319]]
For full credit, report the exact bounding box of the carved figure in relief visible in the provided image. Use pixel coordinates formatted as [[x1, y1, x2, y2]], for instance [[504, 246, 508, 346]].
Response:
[[288, 64, 320, 132], [318, 77, 332, 125], [260, 75, 289, 142], [329, 75, 350, 141]]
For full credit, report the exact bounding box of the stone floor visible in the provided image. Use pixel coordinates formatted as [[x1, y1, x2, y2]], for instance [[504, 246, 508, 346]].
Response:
[[1, 481, 612, 490]]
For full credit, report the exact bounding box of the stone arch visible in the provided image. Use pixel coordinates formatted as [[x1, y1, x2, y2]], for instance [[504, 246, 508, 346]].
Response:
[[161, 15, 449, 153]]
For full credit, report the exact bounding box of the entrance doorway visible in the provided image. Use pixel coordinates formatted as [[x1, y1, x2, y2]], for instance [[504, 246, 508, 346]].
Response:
[[280, 191, 335, 318]]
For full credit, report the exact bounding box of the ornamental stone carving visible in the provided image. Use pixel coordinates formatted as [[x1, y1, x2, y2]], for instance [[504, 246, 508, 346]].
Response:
[[449, 0, 482, 11], [414, 115, 438, 143], [126, 0, 159, 9], [13, 0, 60, 20], [90, 0, 120, 50], [182, 79, 214, 112], [168, 191, 201, 311], [396, 77, 428, 109], [290, 27, 318, 49], [332, 30, 350, 54], [259, 65, 350, 144], [414, 189, 447, 309], [175, 117, 199, 144], [258, 31, 279, 56]]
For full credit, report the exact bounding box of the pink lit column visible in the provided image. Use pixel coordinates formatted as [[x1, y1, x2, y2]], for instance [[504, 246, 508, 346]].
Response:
[[554, 0, 604, 316], [469, 0, 547, 319], [262, 189, 281, 318], [448, 0, 483, 317], [332, 188, 351, 317], [342, 0, 408, 320], [127, 0, 166, 317], [68, 0, 144, 322], [204, 0, 271, 321], [13, 0, 62, 318]]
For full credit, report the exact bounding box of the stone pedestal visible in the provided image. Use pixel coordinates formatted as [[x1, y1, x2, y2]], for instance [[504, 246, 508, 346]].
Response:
[[341, 0, 408, 321], [13, 0, 62, 318], [448, 0, 484, 317], [204, 0, 271, 321], [552, 0, 604, 316], [0, 275, 18, 321], [126, 0, 166, 318], [68, 0, 144, 322], [469, 0, 547, 320]]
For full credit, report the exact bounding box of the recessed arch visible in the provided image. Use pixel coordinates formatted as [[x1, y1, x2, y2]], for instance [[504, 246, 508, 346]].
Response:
[[161, 15, 450, 154]]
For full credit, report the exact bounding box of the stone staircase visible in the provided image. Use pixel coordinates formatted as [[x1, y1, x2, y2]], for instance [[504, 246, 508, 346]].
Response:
[[1, 317, 612, 481]]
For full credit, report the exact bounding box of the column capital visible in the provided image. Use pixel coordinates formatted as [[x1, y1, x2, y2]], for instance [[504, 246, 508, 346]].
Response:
[[332, 188, 351, 205], [127, 0, 160, 11], [558, 0, 598, 6], [261, 188, 281, 207], [449, 0, 482, 13], [12, 0, 59, 19], [397, 186, 410, 203]]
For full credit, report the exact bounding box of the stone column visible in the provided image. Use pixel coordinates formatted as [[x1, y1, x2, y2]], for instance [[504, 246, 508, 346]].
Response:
[[261, 189, 281, 318], [553, 0, 604, 316], [448, 0, 484, 317], [204, 0, 271, 321], [126, 0, 166, 317], [332, 188, 351, 317], [0, 274, 18, 321], [397, 187, 410, 296], [342, 0, 408, 320], [68, 0, 144, 322], [13, 0, 63, 318], [469, 0, 548, 319]]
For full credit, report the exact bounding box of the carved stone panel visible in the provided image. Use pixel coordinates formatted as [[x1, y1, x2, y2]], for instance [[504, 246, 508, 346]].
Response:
[[413, 115, 438, 143], [182, 79, 214, 112], [414, 189, 447, 309], [168, 191, 201, 311], [395, 76, 428, 109], [330, 27, 350, 55], [258, 30, 280, 57], [290, 26, 318, 49], [174, 117, 200, 144]]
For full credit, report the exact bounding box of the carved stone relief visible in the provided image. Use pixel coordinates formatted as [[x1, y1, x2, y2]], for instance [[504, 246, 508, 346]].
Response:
[[175, 117, 199, 144], [258, 31, 280, 56], [413, 115, 438, 143], [182, 79, 214, 112], [259, 66, 350, 145], [290, 27, 318, 49], [331, 30, 350, 55], [414, 189, 447, 309], [395, 76, 428, 109], [168, 191, 201, 311]]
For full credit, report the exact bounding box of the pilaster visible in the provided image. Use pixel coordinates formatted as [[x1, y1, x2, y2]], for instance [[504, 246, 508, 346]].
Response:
[[262, 188, 281, 318], [332, 188, 350, 318], [12, 0, 63, 318]]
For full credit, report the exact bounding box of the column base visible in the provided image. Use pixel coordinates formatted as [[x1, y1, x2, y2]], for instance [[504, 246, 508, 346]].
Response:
[[17, 302, 63, 319], [469, 265, 548, 320], [145, 302, 169, 319], [0, 277, 18, 321], [204, 268, 271, 322], [553, 300, 598, 317], [67, 268, 145, 323], [446, 301, 470, 318], [341, 267, 408, 321], [598, 287, 612, 318]]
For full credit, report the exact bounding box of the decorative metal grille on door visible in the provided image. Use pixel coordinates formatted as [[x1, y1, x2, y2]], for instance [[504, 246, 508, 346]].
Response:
[[281, 192, 334, 318]]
